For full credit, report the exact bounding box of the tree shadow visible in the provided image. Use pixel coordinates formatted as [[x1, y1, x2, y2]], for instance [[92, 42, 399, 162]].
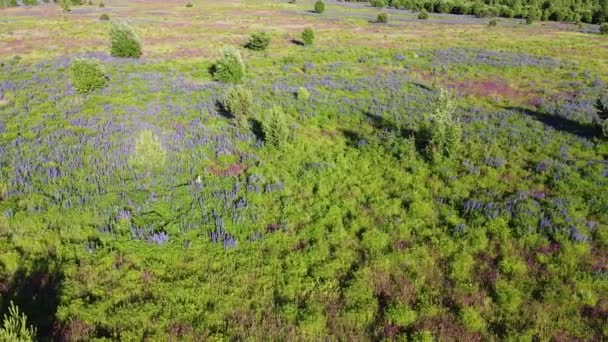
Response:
[[0, 258, 63, 341], [249, 118, 265, 142], [215, 99, 233, 120], [503, 106, 599, 139], [290, 39, 304, 46], [338, 128, 364, 148]]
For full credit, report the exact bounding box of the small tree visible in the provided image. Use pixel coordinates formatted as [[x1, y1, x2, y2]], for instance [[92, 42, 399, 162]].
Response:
[[99, 13, 110, 20], [596, 95, 608, 137], [130, 130, 167, 174], [301, 27, 315, 46], [109, 22, 142, 58], [377, 12, 388, 23], [245, 31, 272, 51], [418, 9, 429, 19], [68, 58, 109, 94], [224, 85, 254, 128], [263, 105, 290, 147], [370, 0, 386, 7], [0, 301, 37, 342], [212, 46, 246, 83], [422, 89, 462, 159], [296, 87, 310, 101], [600, 23, 608, 35], [488, 18, 497, 26], [314, 0, 325, 13]]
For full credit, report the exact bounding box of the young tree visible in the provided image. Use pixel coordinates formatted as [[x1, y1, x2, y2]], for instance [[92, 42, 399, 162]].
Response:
[[224, 85, 254, 128], [301, 27, 315, 46], [422, 89, 462, 159], [212, 46, 246, 83], [109, 22, 142, 58], [263, 105, 290, 147]]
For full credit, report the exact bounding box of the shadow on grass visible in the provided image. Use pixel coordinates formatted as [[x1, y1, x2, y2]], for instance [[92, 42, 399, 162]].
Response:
[[290, 39, 304, 46], [215, 100, 234, 120], [503, 106, 599, 139]]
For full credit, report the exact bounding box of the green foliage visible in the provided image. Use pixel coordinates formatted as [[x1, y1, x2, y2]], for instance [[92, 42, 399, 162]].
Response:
[[376, 12, 389, 23], [68, 58, 108, 94], [245, 31, 272, 51], [211, 46, 246, 83], [224, 85, 254, 128], [130, 130, 167, 174], [421, 89, 462, 159], [263, 105, 290, 147], [489, 18, 497, 26], [418, 9, 429, 19], [412, 330, 434, 342], [109, 22, 142, 58], [58, 0, 70, 11], [99, 13, 110, 21], [370, 0, 386, 8], [387, 304, 417, 327], [460, 307, 486, 332], [185, 1, 193, 7], [601, 22, 608, 34], [296, 86, 310, 101], [301, 27, 315, 46], [494, 280, 523, 313], [314, 0, 325, 13], [0, 302, 36, 342], [98, 1, 104, 7]]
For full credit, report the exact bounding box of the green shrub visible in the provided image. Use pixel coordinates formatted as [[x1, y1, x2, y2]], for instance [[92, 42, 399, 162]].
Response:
[[412, 330, 433, 342], [525, 15, 534, 24], [98, 1, 104, 7], [418, 9, 429, 19], [488, 18, 497, 26], [99, 13, 110, 20], [459, 307, 486, 332], [109, 22, 142, 58], [130, 130, 167, 174], [301, 27, 315, 46], [59, 0, 70, 11], [0, 301, 36, 342], [68, 58, 108, 94], [387, 305, 417, 327], [224, 85, 254, 128], [263, 105, 290, 147], [314, 0, 325, 13], [370, 0, 386, 8], [600, 23, 608, 35], [212, 46, 246, 83], [245, 31, 272, 51], [377, 12, 389, 23], [422, 89, 462, 159], [296, 87, 310, 101], [185, 2, 193, 7]]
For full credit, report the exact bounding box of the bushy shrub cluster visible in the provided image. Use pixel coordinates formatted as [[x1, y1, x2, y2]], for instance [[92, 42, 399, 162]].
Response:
[[68, 58, 108, 94], [314, 0, 325, 13], [377, 12, 389, 23], [224, 85, 254, 128], [130, 130, 167, 174], [301, 27, 315, 46], [488, 18, 497, 26], [263, 105, 290, 147], [211, 46, 246, 83], [109, 22, 142, 58], [99, 13, 109, 20], [418, 9, 428, 19], [600, 22, 608, 35], [370, 0, 386, 8], [421, 89, 462, 159], [245, 31, 272, 51]]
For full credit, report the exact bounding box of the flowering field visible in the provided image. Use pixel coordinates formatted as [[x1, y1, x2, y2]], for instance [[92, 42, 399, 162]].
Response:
[[1, 0, 607, 340]]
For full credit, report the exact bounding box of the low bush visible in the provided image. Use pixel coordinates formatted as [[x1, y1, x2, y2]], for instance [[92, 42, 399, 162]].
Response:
[[418, 9, 429, 19], [109, 22, 142, 58], [302, 27, 315, 46], [68, 58, 109, 94], [224, 85, 254, 128], [263, 105, 290, 147], [421, 89, 462, 159], [245, 31, 272, 51], [211, 46, 246, 83], [98, 1, 104, 7], [99, 13, 109, 20], [370, 0, 386, 8], [489, 18, 497, 26], [314, 0, 325, 13], [186, 2, 193, 7], [600, 22, 608, 35], [377, 12, 388, 23]]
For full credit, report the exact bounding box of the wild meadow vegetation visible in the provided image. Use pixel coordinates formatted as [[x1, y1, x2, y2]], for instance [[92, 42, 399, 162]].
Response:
[[0, 0, 607, 340]]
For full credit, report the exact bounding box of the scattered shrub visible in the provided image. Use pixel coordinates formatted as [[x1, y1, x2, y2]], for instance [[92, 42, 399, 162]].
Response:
[[296, 87, 310, 101], [59, 0, 70, 11], [370, 0, 386, 8], [421, 88, 462, 159], [263, 105, 290, 147], [0, 301, 37, 341], [130, 130, 167, 174], [68, 58, 109, 94], [377, 12, 388, 23], [211, 46, 246, 83], [99, 13, 109, 20], [596, 96, 608, 137], [418, 9, 429, 19], [301, 27, 315, 46], [109, 22, 142, 58], [98, 1, 104, 7], [459, 307, 486, 332], [489, 18, 497, 26], [525, 15, 534, 24], [600, 22, 608, 35], [224, 85, 254, 128], [185, 2, 193, 7], [245, 31, 272, 51], [314, 0, 325, 13]]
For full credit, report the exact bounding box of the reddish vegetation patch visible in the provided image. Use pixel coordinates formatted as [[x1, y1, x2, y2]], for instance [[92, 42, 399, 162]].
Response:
[[450, 78, 529, 101], [209, 163, 244, 177], [54, 320, 94, 341], [413, 314, 482, 341]]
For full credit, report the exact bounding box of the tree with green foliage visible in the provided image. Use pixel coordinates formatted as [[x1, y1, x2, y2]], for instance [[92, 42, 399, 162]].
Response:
[[130, 130, 167, 174], [370, 0, 386, 8], [422, 88, 462, 159], [377, 12, 389, 23], [596, 95, 608, 137], [314, 0, 325, 13], [211, 46, 246, 83], [109, 21, 142, 58], [263, 105, 290, 147], [600, 22, 608, 34], [224, 85, 254, 128], [0, 302, 36, 342], [296, 86, 310, 101], [68, 58, 108, 94], [58, 0, 70, 11], [245, 31, 272, 51], [301, 27, 315, 46], [99, 13, 110, 20], [418, 9, 429, 19], [489, 18, 497, 26]]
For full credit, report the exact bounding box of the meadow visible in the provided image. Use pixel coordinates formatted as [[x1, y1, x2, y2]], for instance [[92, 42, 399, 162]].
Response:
[[1, 0, 608, 340]]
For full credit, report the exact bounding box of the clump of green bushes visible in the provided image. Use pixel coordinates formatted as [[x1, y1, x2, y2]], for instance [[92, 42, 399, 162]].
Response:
[[377, 12, 389, 23], [211, 46, 246, 83], [301, 27, 315, 46], [314, 0, 325, 13], [224, 85, 254, 128], [370, 0, 386, 8], [99, 13, 110, 20], [186, 2, 193, 7], [600, 22, 608, 35], [109, 22, 142, 58], [418, 9, 428, 19], [263, 105, 290, 147], [245, 31, 272, 51], [99, 1, 104, 7], [68, 58, 109, 94], [421, 89, 462, 159], [489, 18, 497, 26]]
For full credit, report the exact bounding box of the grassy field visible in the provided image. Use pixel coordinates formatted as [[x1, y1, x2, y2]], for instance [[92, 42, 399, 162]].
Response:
[[1, 0, 608, 340]]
